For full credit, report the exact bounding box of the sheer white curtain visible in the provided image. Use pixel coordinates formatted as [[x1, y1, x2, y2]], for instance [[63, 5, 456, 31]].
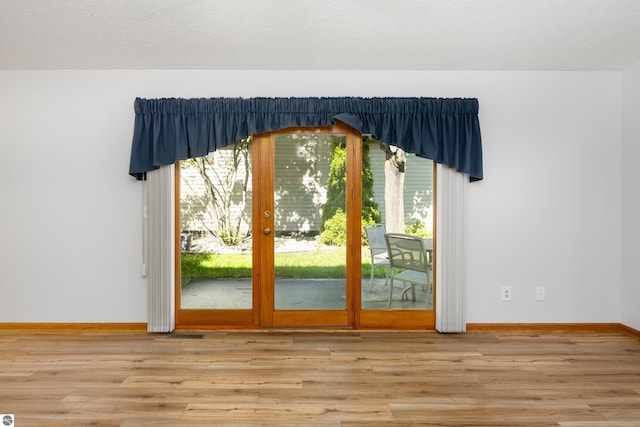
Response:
[[145, 165, 175, 333], [435, 164, 467, 333]]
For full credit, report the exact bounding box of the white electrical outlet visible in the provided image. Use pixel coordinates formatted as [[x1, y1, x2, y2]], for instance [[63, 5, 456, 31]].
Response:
[[536, 286, 545, 301], [501, 286, 512, 301]]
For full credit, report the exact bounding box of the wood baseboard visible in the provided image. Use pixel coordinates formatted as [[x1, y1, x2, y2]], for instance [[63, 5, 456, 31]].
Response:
[[467, 322, 640, 338], [618, 323, 640, 339], [0, 323, 147, 332], [1, 322, 638, 339]]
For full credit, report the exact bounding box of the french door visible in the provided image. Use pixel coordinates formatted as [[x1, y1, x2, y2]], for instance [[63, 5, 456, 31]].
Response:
[[176, 122, 435, 329], [254, 123, 360, 327]]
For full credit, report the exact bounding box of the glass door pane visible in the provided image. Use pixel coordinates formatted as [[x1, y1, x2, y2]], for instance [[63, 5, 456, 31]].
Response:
[[179, 140, 253, 310], [362, 139, 434, 310], [273, 134, 347, 310]]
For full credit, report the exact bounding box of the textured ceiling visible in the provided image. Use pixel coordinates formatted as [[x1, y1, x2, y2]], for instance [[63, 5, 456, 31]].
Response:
[[1, 0, 640, 71]]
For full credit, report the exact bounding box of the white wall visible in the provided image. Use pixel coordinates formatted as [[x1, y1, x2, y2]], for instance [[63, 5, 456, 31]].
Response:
[[0, 72, 147, 322], [464, 72, 621, 323], [0, 70, 623, 324], [621, 60, 640, 331]]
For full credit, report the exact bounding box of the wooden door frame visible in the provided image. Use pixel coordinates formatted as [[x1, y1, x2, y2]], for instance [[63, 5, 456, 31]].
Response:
[[174, 162, 257, 329], [174, 124, 436, 330], [357, 160, 436, 330], [254, 123, 361, 328]]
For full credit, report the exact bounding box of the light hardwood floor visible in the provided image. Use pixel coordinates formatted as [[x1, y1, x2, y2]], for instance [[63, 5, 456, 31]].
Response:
[[1, 330, 639, 426]]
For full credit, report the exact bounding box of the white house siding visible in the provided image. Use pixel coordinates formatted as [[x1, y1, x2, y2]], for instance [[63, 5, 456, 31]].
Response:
[[273, 134, 333, 234], [180, 136, 334, 236], [181, 139, 433, 237], [368, 142, 434, 233], [180, 145, 253, 236]]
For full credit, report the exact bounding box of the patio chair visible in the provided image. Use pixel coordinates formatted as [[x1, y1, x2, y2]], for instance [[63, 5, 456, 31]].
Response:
[[384, 233, 432, 308], [364, 224, 390, 290]]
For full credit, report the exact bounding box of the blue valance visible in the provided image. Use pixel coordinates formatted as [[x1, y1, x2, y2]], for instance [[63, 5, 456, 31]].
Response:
[[129, 97, 483, 181]]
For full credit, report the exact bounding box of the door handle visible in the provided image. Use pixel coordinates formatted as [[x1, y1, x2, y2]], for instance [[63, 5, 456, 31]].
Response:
[[263, 227, 271, 235]]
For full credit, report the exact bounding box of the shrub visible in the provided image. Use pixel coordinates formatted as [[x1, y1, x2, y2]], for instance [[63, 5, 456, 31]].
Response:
[[319, 209, 347, 246], [404, 220, 432, 237]]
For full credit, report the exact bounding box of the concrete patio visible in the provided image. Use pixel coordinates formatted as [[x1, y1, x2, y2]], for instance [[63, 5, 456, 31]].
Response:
[[180, 277, 432, 310]]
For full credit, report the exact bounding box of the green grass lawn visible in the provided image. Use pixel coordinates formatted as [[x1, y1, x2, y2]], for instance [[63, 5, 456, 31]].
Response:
[[181, 248, 387, 279]]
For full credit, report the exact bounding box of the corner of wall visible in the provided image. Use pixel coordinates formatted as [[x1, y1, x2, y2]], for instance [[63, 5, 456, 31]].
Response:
[[621, 58, 640, 331]]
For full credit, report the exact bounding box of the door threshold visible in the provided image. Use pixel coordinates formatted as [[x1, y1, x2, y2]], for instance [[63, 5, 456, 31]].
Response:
[[260, 325, 354, 331]]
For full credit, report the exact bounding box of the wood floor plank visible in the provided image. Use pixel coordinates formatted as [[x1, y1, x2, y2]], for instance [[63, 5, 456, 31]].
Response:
[[1, 330, 639, 425], [182, 402, 394, 422]]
